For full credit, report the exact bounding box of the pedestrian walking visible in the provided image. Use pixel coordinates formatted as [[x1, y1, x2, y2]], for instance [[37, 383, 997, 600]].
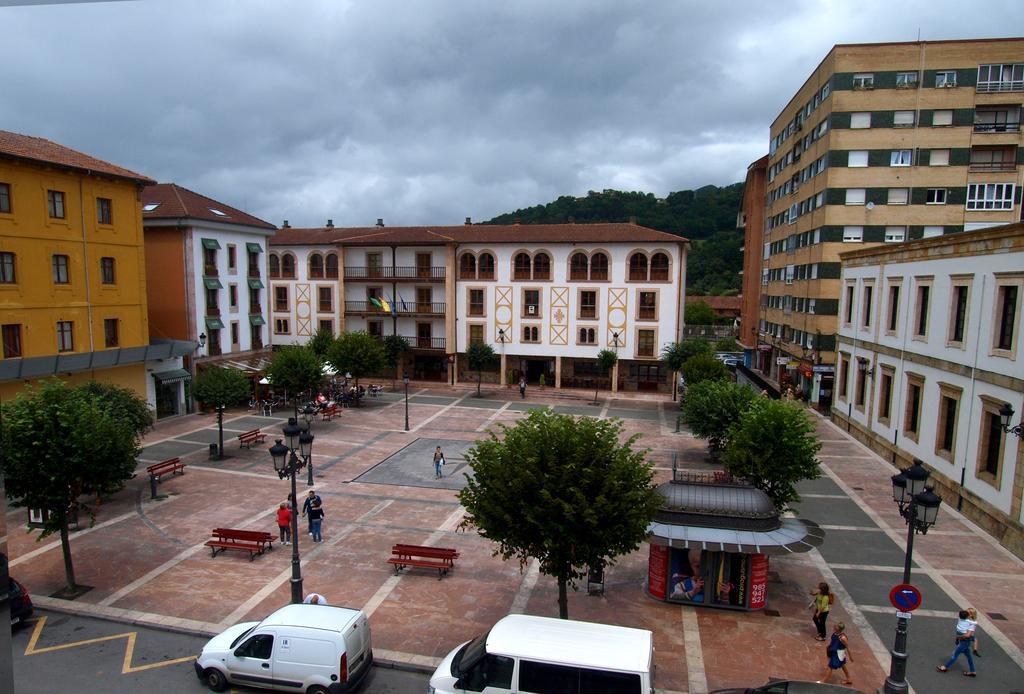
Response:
[[967, 607, 982, 658], [303, 592, 328, 605], [937, 609, 977, 677], [519, 376, 527, 399], [433, 445, 445, 479], [276, 502, 292, 545], [810, 581, 835, 641], [302, 490, 322, 535], [308, 500, 324, 543], [819, 622, 853, 686]]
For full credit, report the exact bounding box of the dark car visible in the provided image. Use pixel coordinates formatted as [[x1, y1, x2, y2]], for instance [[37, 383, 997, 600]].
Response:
[[8, 577, 34, 627], [710, 680, 857, 694]]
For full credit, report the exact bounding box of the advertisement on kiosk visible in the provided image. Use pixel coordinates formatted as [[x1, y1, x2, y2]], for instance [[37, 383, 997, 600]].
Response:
[[648, 546, 769, 610]]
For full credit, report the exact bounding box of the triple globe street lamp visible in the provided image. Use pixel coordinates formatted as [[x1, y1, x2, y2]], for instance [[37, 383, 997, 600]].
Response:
[[882, 458, 942, 694], [269, 418, 314, 605]]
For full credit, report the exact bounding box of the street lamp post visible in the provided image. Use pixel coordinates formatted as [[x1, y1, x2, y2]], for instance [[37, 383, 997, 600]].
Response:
[[883, 459, 942, 694], [301, 406, 316, 486], [269, 418, 314, 604], [403, 373, 410, 432]]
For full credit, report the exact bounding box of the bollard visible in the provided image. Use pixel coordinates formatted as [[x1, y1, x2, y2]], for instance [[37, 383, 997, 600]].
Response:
[[149, 473, 158, 500]]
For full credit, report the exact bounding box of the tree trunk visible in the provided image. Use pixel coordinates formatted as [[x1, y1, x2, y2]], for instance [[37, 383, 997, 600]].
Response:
[[57, 509, 76, 592], [217, 407, 225, 460], [557, 574, 569, 619], [594, 378, 600, 405], [477, 369, 482, 397]]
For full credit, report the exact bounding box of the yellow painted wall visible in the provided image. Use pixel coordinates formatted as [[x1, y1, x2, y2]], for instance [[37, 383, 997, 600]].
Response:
[[0, 362, 147, 403], [0, 158, 149, 358]]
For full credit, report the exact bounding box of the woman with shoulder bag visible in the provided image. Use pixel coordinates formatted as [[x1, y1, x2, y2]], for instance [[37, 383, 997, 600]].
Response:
[[810, 581, 835, 641], [820, 622, 853, 686]]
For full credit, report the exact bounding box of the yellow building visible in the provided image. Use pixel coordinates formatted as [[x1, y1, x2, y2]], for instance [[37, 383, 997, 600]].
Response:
[[0, 130, 160, 401]]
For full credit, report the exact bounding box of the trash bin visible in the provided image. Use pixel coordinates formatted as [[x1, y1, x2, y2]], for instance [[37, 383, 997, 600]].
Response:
[[209, 443, 219, 460]]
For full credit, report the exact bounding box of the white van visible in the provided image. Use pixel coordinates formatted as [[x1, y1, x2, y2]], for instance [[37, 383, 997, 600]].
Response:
[[428, 614, 653, 694], [194, 603, 372, 692]]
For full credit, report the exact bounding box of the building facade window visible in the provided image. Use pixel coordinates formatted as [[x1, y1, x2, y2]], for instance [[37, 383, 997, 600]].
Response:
[[570, 252, 588, 280], [459, 253, 476, 279], [929, 149, 950, 166], [281, 253, 296, 278], [96, 197, 112, 225], [903, 374, 924, 441], [935, 386, 961, 462], [636, 329, 654, 357], [948, 281, 971, 346], [478, 252, 495, 280], [318, 319, 332, 334], [843, 226, 863, 242], [935, 70, 956, 87], [0, 252, 15, 283], [367, 320, 383, 338], [104, 318, 118, 348], [886, 280, 901, 334], [977, 63, 1024, 92], [650, 253, 670, 281], [932, 109, 953, 126], [992, 278, 1020, 354], [628, 253, 648, 281], [513, 253, 531, 280], [854, 359, 868, 408], [230, 321, 239, 347], [468, 288, 485, 316], [926, 188, 947, 204], [47, 190, 65, 218], [309, 254, 324, 279], [837, 352, 849, 400], [269, 254, 280, 278], [977, 400, 1008, 486], [522, 325, 540, 343], [274, 318, 290, 335], [100, 257, 115, 284], [638, 291, 657, 320], [325, 253, 338, 278], [56, 320, 74, 352], [852, 73, 874, 90], [578, 327, 596, 345], [522, 289, 540, 317], [275, 286, 288, 312], [229, 284, 238, 308], [2, 324, 21, 358], [318, 286, 332, 312], [877, 367, 894, 424], [52, 254, 70, 284], [850, 112, 871, 128], [885, 227, 906, 243], [895, 72, 918, 88], [468, 324, 484, 344], [845, 189, 866, 205], [844, 283, 855, 325], [579, 290, 597, 319], [966, 183, 1015, 210], [590, 252, 609, 280], [227, 244, 237, 272], [0, 182, 10, 213], [914, 280, 932, 339], [533, 253, 551, 280], [861, 284, 873, 327], [888, 188, 909, 205], [890, 150, 913, 166]]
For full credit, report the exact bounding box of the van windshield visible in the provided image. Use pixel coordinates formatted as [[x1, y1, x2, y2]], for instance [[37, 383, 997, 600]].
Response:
[[452, 630, 490, 676], [229, 627, 255, 649]]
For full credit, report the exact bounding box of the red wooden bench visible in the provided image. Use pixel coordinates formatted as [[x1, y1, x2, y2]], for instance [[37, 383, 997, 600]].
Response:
[[238, 429, 267, 448], [321, 405, 339, 421], [205, 528, 275, 561], [146, 457, 185, 481], [387, 543, 459, 580]]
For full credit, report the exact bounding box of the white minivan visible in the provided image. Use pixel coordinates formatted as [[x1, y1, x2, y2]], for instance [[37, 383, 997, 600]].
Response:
[[194, 603, 372, 693], [428, 614, 653, 694]]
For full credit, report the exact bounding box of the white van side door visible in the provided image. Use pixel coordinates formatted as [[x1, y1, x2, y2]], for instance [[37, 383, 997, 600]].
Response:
[[454, 653, 516, 692], [227, 630, 275, 689]]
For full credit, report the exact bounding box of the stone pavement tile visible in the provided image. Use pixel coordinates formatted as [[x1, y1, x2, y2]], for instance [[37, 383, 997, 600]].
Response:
[[138, 439, 209, 463], [792, 497, 877, 528], [409, 395, 459, 406], [944, 573, 1024, 648], [796, 476, 844, 495], [816, 528, 918, 569], [834, 568, 960, 612], [457, 398, 506, 409]]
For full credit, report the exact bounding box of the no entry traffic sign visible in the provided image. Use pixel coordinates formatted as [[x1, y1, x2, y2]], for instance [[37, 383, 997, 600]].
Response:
[[889, 583, 922, 612]]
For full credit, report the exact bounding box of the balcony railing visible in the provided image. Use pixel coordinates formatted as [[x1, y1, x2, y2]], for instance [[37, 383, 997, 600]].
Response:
[[204, 264, 218, 277], [206, 305, 220, 317], [977, 80, 1024, 93], [401, 335, 445, 350], [969, 161, 1018, 172], [248, 267, 261, 278], [683, 325, 738, 339], [343, 266, 446, 280], [973, 122, 1020, 133], [345, 301, 446, 316]]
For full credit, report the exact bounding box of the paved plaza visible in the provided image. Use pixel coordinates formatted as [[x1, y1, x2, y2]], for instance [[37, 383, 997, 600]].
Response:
[[6, 383, 1024, 692]]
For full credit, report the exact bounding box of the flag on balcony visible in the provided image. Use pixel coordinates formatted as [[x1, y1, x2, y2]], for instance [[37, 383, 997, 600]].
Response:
[[397, 291, 408, 311], [370, 296, 392, 313]]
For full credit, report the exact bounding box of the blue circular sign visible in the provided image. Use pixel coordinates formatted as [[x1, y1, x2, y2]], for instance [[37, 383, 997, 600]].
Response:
[[889, 583, 922, 611]]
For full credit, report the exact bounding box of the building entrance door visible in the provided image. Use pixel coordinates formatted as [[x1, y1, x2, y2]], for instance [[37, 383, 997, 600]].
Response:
[[524, 359, 553, 384], [636, 364, 662, 392]]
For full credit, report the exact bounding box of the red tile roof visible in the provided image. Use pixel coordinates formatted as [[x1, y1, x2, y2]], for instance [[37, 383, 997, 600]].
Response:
[[0, 129, 155, 185], [142, 183, 276, 230], [270, 223, 687, 246]]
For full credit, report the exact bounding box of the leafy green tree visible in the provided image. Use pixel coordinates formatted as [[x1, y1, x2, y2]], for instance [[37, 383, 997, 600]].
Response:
[[458, 409, 659, 619], [678, 338, 713, 363], [660, 342, 690, 403], [685, 300, 716, 325], [714, 337, 740, 353], [1, 380, 145, 594], [267, 345, 324, 415], [77, 381, 154, 437], [681, 354, 729, 386], [722, 399, 822, 512], [307, 326, 335, 361], [193, 366, 251, 459], [327, 331, 385, 406], [466, 341, 496, 397], [382, 334, 410, 389], [594, 349, 618, 404], [681, 381, 757, 453]]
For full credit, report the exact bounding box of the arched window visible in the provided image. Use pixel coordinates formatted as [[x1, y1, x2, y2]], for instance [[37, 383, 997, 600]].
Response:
[[269, 253, 280, 278], [309, 253, 324, 279], [650, 252, 670, 281], [513, 252, 531, 280], [459, 253, 476, 279], [590, 252, 608, 280], [478, 252, 495, 279], [281, 253, 296, 279], [628, 252, 648, 281], [533, 252, 551, 280], [325, 253, 339, 278], [579, 327, 595, 344], [570, 252, 588, 280]]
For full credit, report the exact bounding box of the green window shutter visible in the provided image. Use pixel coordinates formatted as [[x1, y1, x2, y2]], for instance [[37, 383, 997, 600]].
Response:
[[908, 226, 925, 240], [1017, 148, 1024, 165], [816, 264, 842, 280], [867, 189, 888, 205], [917, 150, 931, 166], [953, 109, 975, 126], [919, 109, 934, 126], [815, 298, 839, 315], [957, 68, 977, 87], [246, 242, 262, 253], [830, 112, 851, 129], [203, 278, 223, 289], [910, 188, 928, 205], [816, 334, 837, 352], [922, 69, 937, 86], [825, 188, 846, 206], [874, 71, 898, 89], [861, 226, 885, 243], [201, 238, 221, 250], [947, 187, 967, 205], [949, 148, 971, 166], [868, 150, 890, 167], [249, 315, 266, 326], [832, 73, 854, 91], [820, 226, 844, 243], [247, 278, 264, 289], [872, 111, 894, 129], [205, 317, 225, 330], [945, 225, 965, 235], [831, 150, 850, 167]]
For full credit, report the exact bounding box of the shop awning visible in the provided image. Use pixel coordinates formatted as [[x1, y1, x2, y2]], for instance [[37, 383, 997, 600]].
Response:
[[203, 278, 223, 289], [647, 518, 825, 556], [249, 315, 266, 326], [247, 278, 264, 289], [152, 368, 192, 385], [201, 238, 221, 250], [205, 317, 225, 330], [246, 242, 262, 253]]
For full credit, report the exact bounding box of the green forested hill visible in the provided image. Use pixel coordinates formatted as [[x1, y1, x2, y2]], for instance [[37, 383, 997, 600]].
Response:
[[485, 184, 744, 295]]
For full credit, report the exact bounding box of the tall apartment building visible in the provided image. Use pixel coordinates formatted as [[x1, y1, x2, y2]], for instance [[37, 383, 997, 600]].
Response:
[[0, 130, 195, 407], [743, 38, 1024, 407], [269, 222, 688, 392]]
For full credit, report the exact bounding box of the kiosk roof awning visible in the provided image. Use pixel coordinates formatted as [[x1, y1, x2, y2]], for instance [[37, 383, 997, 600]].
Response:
[[152, 368, 192, 384], [647, 518, 825, 556]]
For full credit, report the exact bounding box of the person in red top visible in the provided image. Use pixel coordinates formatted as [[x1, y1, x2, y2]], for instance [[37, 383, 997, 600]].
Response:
[[277, 502, 292, 545]]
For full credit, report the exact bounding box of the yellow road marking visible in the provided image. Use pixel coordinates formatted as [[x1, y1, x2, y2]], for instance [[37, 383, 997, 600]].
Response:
[[24, 616, 196, 674]]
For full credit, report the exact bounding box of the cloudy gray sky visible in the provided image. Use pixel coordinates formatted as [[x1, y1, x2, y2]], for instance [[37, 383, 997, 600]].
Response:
[[2, 0, 1022, 227]]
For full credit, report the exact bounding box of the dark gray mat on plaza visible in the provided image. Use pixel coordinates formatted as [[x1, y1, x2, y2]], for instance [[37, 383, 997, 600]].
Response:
[[138, 440, 210, 463], [505, 401, 545, 412], [815, 528, 919, 568], [354, 437, 476, 490], [833, 568, 959, 612], [409, 395, 459, 406], [457, 398, 507, 409], [792, 497, 877, 528], [227, 414, 288, 429], [174, 428, 238, 445], [553, 405, 600, 416], [607, 408, 661, 421], [796, 476, 845, 495]]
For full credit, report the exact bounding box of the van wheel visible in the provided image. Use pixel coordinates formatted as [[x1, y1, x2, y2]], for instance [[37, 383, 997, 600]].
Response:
[[306, 686, 329, 694], [203, 668, 228, 692]]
